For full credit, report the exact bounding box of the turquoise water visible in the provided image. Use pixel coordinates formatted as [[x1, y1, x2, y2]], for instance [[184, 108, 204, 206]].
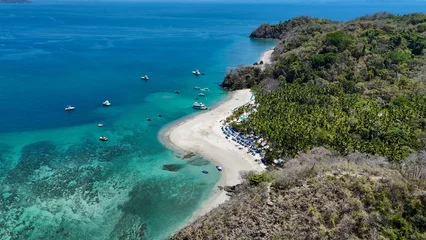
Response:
[[0, 1, 424, 239]]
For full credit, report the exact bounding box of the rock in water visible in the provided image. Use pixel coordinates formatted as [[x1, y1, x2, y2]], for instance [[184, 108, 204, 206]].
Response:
[[162, 164, 184, 172]]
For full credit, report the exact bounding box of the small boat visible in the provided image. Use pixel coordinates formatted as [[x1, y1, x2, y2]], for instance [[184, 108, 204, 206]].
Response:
[[175, 90, 181, 94], [65, 105, 75, 111], [220, 92, 224, 94], [198, 93, 205, 97], [192, 102, 207, 110], [203, 88, 209, 91], [146, 118, 152, 121], [99, 136, 108, 141], [216, 166, 222, 171], [98, 124, 103, 127], [192, 69, 201, 76], [194, 86, 200, 90], [141, 75, 149, 80], [202, 170, 209, 174], [158, 114, 162, 117], [103, 100, 111, 106]]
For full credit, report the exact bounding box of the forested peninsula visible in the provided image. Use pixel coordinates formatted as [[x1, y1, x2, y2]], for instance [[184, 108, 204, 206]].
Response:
[[173, 13, 426, 239]]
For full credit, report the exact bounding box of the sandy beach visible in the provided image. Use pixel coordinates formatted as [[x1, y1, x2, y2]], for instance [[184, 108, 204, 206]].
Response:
[[160, 89, 264, 219]]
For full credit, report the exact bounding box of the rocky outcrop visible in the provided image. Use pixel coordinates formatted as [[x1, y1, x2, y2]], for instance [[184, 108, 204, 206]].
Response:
[[249, 17, 326, 39], [249, 23, 282, 39], [223, 184, 243, 193], [220, 66, 262, 90], [162, 164, 184, 172]]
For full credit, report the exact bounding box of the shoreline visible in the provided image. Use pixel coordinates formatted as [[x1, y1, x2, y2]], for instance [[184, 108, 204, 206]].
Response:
[[159, 47, 274, 233], [259, 48, 274, 70]]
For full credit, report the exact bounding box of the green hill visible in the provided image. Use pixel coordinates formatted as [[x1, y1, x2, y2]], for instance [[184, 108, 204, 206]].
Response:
[[172, 13, 426, 239]]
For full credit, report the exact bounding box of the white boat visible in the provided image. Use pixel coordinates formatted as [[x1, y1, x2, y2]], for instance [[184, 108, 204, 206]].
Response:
[[99, 136, 108, 141], [216, 166, 222, 171], [103, 100, 111, 106], [192, 69, 201, 76], [198, 93, 205, 96], [194, 86, 200, 90], [141, 75, 149, 80], [192, 102, 207, 110], [98, 124, 103, 127], [65, 105, 75, 111], [203, 88, 209, 91]]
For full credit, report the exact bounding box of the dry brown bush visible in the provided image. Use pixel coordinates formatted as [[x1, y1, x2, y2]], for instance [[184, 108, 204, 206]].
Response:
[[171, 148, 426, 240]]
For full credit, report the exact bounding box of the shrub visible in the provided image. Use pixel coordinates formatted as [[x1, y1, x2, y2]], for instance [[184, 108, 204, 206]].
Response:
[[248, 173, 271, 186], [325, 30, 352, 51]]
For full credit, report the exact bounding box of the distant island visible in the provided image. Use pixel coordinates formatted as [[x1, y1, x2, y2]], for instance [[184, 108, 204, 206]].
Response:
[[0, 0, 31, 3], [172, 13, 426, 239]]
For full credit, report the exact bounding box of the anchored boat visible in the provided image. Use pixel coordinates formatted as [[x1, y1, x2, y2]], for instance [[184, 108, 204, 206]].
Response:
[[99, 136, 108, 141], [192, 102, 207, 110], [103, 100, 111, 106], [65, 105, 75, 111], [192, 69, 201, 76]]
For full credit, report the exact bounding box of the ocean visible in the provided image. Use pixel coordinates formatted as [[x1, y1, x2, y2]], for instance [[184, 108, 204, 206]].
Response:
[[0, 1, 424, 239]]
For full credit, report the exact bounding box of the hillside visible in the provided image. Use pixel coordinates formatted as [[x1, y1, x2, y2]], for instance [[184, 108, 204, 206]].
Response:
[[221, 13, 426, 162], [172, 148, 426, 239]]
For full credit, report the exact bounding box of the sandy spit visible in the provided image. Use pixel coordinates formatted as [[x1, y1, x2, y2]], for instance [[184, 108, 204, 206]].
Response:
[[159, 89, 264, 223]]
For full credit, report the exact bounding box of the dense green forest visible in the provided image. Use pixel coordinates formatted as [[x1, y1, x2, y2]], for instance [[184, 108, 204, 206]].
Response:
[[221, 12, 426, 161], [172, 149, 426, 239]]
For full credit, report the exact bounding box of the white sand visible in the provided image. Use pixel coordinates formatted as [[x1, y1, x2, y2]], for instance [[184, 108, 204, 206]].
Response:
[[160, 89, 264, 220], [259, 49, 274, 70]]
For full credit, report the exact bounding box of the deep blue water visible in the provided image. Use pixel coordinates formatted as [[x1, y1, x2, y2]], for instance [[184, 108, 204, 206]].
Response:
[[0, 1, 424, 239]]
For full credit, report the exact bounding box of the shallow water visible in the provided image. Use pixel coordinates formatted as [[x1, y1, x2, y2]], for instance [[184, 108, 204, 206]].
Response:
[[0, 1, 424, 239]]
